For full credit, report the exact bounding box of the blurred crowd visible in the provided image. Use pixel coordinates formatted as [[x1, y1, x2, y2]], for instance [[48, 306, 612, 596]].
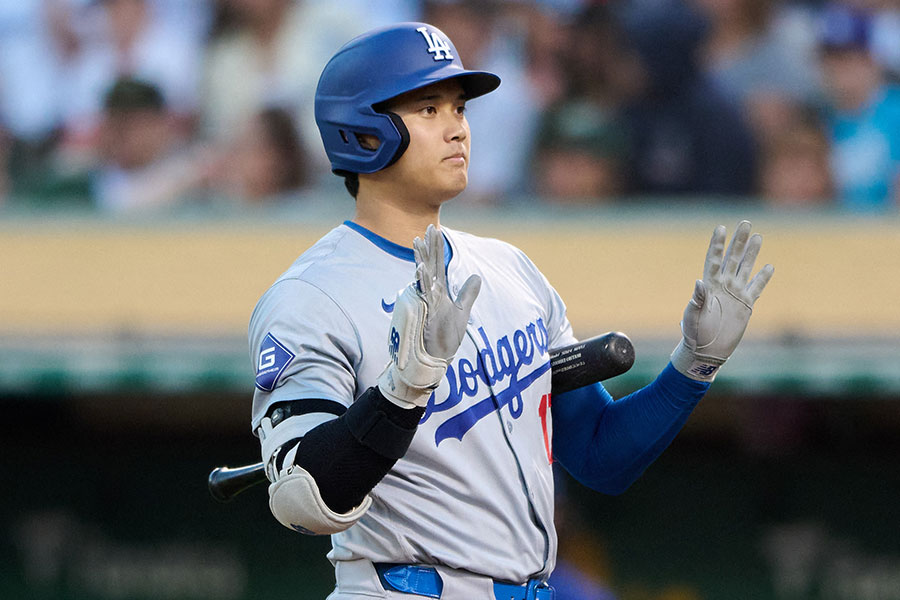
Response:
[[0, 0, 899, 213]]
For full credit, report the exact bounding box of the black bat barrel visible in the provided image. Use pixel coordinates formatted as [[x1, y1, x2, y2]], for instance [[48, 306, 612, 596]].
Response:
[[549, 332, 634, 395]]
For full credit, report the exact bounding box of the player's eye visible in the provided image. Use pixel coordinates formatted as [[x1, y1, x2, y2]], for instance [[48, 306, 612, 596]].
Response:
[[456, 104, 467, 115], [421, 106, 437, 115]]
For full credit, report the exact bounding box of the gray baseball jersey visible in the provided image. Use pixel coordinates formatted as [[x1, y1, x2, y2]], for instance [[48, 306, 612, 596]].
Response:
[[249, 221, 576, 583]]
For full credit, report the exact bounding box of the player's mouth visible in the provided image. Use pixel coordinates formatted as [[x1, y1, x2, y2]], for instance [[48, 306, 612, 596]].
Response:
[[443, 152, 466, 166]]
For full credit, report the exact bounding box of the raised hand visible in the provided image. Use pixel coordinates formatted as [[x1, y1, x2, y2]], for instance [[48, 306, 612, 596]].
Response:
[[378, 225, 481, 407], [671, 220, 774, 382]]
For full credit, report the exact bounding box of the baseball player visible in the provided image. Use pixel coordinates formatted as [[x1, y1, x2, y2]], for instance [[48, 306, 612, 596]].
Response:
[[249, 23, 774, 600]]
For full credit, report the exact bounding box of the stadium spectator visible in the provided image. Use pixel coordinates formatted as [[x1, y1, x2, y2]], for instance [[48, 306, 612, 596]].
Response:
[[818, 2, 900, 211], [214, 107, 309, 205], [58, 0, 203, 166], [564, 4, 645, 111], [758, 113, 834, 207], [0, 1, 81, 198], [616, 0, 758, 197], [517, 2, 573, 110], [0, 1, 67, 144], [691, 0, 823, 148], [842, 0, 900, 78], [91, 77, 209, 212], [529, 4, 640, 203], [201, 0, 364, 173], [533, 100, 629, 203], [871, 0, 900, 79], [11, 0, 891, 211]]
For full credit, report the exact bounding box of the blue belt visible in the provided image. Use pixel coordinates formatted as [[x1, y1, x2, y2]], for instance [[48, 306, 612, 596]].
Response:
[[374, 564, 555, 600]]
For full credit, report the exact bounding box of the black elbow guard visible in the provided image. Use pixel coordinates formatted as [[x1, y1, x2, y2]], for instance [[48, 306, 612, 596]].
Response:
[[288, 386, 425, 514]]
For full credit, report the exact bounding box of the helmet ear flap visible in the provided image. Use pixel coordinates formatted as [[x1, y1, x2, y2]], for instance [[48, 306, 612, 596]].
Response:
[[381, 112, 410, 170], [329, 111, 409, 175]]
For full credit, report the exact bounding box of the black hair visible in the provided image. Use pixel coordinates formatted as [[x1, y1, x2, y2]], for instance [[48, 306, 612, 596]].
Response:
[[103, 77, 165, 112], [338, 171, 359, 198]]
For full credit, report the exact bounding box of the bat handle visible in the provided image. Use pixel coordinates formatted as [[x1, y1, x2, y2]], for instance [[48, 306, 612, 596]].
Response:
[[208, 462, 266, 502]]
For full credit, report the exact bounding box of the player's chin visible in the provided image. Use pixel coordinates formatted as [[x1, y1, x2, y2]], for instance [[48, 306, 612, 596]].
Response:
[[432, 170, 467, 198], [446, 175, 468, 197], [443, 163, 468, 187]]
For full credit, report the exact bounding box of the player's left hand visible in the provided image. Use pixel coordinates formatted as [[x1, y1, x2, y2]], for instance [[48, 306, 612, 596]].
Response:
[[378, 224, 481, 408], [671, 220, 774, 382], [415, 225, 480, 361]]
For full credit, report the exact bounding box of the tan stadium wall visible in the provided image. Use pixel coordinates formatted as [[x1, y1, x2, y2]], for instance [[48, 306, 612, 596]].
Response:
[[2, 213, 899, 341]]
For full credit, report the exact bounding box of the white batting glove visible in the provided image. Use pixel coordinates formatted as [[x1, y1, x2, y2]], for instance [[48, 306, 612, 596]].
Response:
[[378, 225, 481, 408], [671, 220, 774, 382]]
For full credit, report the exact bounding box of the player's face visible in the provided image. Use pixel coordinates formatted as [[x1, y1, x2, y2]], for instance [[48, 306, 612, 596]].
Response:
[[381, 79, 470, 204]]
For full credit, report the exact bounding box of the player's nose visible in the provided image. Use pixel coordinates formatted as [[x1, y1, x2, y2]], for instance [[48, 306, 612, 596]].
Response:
[[444, 112, 467, 143]]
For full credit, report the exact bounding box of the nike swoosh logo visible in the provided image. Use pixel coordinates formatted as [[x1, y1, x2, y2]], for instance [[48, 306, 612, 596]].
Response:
[[381, 299, 395, 313]]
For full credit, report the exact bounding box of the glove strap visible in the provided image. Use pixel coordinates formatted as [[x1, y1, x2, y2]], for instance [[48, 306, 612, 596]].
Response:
[[378, 363, 437, 408], [670, 340, 725, 382]]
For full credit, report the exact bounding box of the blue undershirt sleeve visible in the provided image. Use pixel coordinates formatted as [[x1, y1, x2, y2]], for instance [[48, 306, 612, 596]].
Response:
[[551, 362, 710, 495]]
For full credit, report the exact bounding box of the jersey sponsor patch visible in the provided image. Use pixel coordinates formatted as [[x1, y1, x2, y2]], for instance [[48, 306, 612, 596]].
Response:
[[255, 333, 295, 392]]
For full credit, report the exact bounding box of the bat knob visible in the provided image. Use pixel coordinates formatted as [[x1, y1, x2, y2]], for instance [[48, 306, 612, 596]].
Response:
[[208, 467, 232, 503], [208, 462, 267, 503]]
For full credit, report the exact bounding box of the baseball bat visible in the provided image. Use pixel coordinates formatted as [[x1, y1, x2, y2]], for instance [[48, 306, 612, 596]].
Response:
[[208, 331, 634, 502]]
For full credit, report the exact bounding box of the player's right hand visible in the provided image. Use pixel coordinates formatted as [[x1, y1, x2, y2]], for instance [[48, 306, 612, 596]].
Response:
[[671, 220, 774, 382], [378, 224, 481, 408]]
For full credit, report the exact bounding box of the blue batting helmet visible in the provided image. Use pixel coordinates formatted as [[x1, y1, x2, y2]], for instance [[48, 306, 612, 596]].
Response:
[[314, 22, 501, 174]]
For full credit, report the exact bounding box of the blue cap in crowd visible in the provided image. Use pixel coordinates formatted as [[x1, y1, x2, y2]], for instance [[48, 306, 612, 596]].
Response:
[[819, 3, 871, 51]]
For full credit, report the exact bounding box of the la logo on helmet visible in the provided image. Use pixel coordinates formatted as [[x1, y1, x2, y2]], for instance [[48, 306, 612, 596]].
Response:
[[416, 26, 453, 61]]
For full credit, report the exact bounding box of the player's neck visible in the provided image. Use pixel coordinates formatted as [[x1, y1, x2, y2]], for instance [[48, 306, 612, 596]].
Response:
[[353, 191, 444, 248]]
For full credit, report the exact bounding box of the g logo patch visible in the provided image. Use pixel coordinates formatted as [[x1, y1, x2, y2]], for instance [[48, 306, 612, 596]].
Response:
[[255, 333, 295, 392], [258, 347, 276, 371]]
